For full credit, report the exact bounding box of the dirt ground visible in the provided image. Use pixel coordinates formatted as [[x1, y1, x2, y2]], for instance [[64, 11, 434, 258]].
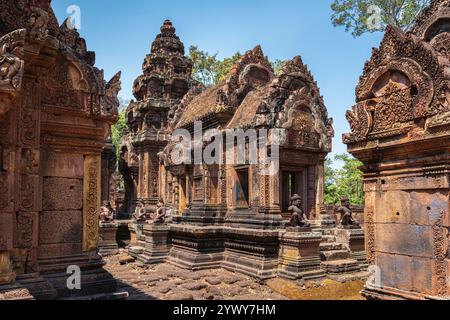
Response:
[[103, 255, 366, 300]]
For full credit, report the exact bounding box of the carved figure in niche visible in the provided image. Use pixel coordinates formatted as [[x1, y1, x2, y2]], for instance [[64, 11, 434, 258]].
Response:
[[288, 194, 310, 228], [133, 200, 150, 222], [150, 200, 167, 224], [0, 43, 23, 90], [337, 196, 360, 227], [99, 201, 115, 223]]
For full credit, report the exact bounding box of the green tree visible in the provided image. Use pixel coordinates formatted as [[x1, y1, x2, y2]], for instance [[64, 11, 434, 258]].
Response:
[[111, 99, 128, 158], [324, 154, 364, 205], [215, 52, 242, 84], [189, 46, 243, 87], [189, 45, 219, 87], [189, 46, 292, 86], [330, 0, 430, 37], [324, 157, 339, 205]]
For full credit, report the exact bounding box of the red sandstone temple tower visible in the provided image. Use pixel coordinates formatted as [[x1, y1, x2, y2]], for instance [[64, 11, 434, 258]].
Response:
[[0, 1, 123, 299], [119, 20, 199, 215], [344, 0, 450, 300], [159, 46, 334, 279]]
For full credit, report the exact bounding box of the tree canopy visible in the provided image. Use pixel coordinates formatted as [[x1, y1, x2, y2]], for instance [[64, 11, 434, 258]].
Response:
[[324, 153, 364, 205], [330, 0, 430, 37], [189, 45, 287, 87], [189, 46, 242, 87]]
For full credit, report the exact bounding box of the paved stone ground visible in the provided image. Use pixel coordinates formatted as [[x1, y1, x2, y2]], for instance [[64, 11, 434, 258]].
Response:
[[103, 254, 366, 300]]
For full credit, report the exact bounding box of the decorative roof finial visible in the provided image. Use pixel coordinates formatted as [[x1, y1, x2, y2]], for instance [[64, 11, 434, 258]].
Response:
[[161, 19, 176, 36]]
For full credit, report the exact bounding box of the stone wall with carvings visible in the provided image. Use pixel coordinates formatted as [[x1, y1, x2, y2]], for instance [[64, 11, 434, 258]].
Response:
[[0, 0, 120, 299], [345, 0, 450, 300]]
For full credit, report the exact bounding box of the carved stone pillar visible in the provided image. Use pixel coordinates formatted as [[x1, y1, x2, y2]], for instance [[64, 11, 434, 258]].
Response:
[[82, 155, 101, 252], [315, 163, 325, 220], [15, 76, 40, 275]]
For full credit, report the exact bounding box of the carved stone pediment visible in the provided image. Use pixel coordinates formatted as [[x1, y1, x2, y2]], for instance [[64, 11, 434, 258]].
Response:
[[255, 56, 334, 152], [0, 29, 26, 117], [344, 24, 450, 145], [412, 0, 450, 40]]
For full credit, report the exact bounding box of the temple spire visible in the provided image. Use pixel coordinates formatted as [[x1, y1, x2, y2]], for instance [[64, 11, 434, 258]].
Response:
[[151, 19, 184, 55]]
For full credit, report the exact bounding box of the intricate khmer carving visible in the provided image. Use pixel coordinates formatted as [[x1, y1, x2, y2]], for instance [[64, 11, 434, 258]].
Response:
[[83, 155, 101, 252], [288, 194, 310, 228], [432, 210, 447, 296], [255, 55, 334, 152], [336, 196, 360, 227], [16, 212, 33, 248], [0, 29, 25, 116], [345, 0, 450, 300], [28, 6, 49, 41], [101, 71, 121, 123]]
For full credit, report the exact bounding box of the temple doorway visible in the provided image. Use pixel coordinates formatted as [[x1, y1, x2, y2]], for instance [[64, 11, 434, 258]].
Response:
[[281, 170, 306, 213], [233, 167, 250, 208]]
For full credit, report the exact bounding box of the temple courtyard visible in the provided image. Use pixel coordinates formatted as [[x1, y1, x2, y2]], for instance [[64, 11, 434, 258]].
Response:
[[1, 0, 450, 302], [102, 253, 366, 301]]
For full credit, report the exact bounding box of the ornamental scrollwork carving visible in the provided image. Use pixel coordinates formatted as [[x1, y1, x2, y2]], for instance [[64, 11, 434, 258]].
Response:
[[0, 29, 26, 117], [432, 210, 447, 297], [255, 56, 334, 152]]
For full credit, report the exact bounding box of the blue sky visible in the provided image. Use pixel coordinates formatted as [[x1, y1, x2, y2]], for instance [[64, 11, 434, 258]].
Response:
[[52, 0, 383, 158]]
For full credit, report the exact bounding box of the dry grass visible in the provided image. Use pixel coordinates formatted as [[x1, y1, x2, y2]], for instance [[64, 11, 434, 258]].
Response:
[[266, 278, 366, 300]]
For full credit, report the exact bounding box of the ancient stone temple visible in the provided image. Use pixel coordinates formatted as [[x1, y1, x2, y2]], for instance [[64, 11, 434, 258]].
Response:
[[157, 45, 335, 280], [344, 0, 450, 300], [0, 1, 124, 300], [119, 20, 199, 216]]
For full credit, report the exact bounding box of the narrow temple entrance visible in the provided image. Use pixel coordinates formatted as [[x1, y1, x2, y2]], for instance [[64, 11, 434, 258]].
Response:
[[233, 167, 250, 208], [281, 170, 305, 213]]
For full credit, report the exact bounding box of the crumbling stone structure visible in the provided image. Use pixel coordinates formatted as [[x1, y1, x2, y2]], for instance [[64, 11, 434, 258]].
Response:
[[344, 0, 450, 300], [0, 1, 124, 300]]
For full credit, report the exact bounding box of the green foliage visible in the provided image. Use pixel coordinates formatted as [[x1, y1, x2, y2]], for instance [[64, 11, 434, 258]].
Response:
[[189, 46, 220, 87], [111, 100, 128, 158], [330, 0, 430, 37], [189, 45, 242, 87], [189, 46, 289, 86], [324, 153, 364, 205], [215, 52, 242, 84]]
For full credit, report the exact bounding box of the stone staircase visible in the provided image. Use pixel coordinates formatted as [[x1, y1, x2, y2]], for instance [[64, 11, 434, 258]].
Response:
[[318, 229, 361, 275]]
